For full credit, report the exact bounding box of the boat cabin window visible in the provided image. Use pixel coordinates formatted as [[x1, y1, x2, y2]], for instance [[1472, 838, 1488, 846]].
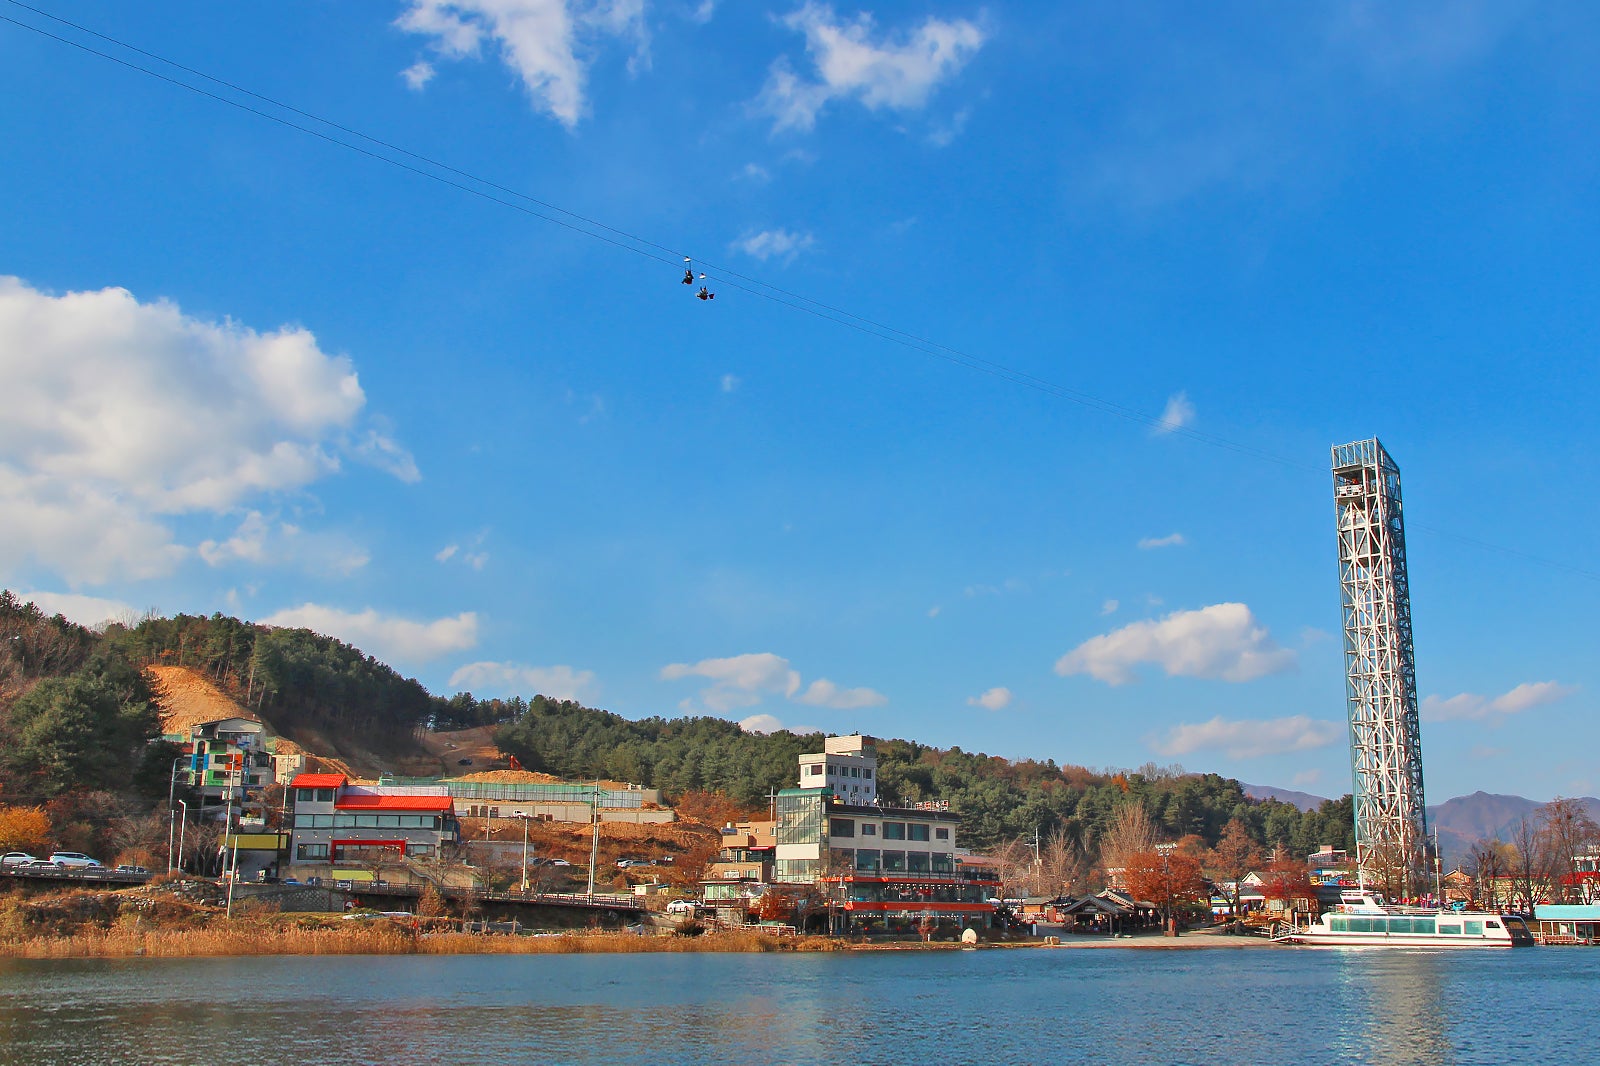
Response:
[[1485, 920, 1502, 929], [1438, 923, 1461, 934], [1463, 920, 1484, 936]]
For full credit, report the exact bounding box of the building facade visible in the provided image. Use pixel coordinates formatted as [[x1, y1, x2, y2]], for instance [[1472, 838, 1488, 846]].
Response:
[[186, 717, 275, 808], [288, 773, 459, 866], [772, 735, 999, 934]]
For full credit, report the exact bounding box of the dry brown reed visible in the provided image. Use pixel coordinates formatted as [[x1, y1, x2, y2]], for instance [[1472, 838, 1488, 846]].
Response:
[[0, 919, 845, 959]]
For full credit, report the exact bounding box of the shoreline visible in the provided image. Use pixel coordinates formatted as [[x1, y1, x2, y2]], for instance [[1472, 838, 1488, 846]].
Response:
[[0, 921, 1283, 960]]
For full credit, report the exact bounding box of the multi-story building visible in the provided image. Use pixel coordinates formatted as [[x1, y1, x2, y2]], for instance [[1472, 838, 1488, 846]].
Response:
[[773, 735, 999, 935], [288, 773, 459, 867], [186, 717, 275, 809]]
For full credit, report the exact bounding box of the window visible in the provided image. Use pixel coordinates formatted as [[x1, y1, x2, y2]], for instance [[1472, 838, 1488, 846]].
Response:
[[1464, 920, 1484, 936], [829, 818, 855, 838], [860, 824, 877, 836], [296, 843, 329, 860], [316, 788, 335, 803], [907, 851, 930, 873], [863, 769, 872, 780], [882, 822, 906, 840], [1486, 920, 1502, 929], [1438, 923, 1460, 935], [855, 849, 880, 873], [851, 767, 860, 778], [827, 765, 836, 776], [806, 764, 823, 777], [410, 844, 433, 857], [908, 824, 930, 842], [881, 850, 906, 872], [935, 828, 950, 841]]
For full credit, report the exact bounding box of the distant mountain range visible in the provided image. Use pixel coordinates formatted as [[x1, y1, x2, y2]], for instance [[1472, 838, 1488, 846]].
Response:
[[1245, 784, 1600, 866], [1241, 783, 1329, 812]]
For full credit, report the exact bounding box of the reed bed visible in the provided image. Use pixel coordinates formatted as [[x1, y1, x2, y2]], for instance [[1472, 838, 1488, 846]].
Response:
[[0, 921, 844, 959]]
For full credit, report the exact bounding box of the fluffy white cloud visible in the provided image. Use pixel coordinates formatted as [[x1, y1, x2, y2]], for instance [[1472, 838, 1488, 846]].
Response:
[[1137, 533, 1186, 550], [1423, 680, 1577, 722], [13, 591, 137, 629], [731, 229, 815, 261], [198, 512, 369, 575], [1055, 602, 1296, 685], [795, 678, 887, 710], [1152, 714, 1343, 759], [402, 59, 437, 90], [262, 603, 478, 664], [447, 660, 595, 700], [661, 652, 800, 712], [738, 713, 820, 735], [662, 651, 884, 714], [1100, 599, 1119, 616], [759, 3, 984, 132], [1154, 391, 1195, 434], [967, 686, 1011, 711], [397, 0, 648, 126], [0, 277, 412, 586]]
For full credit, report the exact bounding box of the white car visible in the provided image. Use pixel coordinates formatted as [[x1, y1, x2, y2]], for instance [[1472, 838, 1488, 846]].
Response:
[[665, 899, 701, 916], [1, 852, 40, 867], [48, 852, 101, 868]]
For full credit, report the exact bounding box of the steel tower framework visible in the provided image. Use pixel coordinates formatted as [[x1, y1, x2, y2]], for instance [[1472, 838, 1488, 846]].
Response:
[[1332, 439, 1427, 886]]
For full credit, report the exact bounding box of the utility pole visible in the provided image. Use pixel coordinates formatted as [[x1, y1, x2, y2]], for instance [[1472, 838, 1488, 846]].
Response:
[[586, 780, 602, 897]]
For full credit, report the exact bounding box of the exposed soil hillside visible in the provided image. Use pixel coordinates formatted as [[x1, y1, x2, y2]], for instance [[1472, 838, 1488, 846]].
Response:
[[148, 665, 260, 737], [419, 726, 508, 772]]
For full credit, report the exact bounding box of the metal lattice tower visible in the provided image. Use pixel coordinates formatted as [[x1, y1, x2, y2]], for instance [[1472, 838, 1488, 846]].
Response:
[[1332, 439, 1427, 888]]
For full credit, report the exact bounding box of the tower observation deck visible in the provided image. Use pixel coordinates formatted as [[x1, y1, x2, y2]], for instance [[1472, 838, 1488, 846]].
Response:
[[1332, 439, 1428, 889]]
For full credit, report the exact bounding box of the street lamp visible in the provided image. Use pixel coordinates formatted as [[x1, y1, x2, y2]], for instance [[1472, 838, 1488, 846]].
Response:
[[166, 754, 190, 873], [1155, 843, 1176, 937], [514, 813, 533, 892], [176, 799, 189, 874]]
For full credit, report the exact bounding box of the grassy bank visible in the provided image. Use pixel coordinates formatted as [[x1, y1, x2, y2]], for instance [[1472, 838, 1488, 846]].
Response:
[[0, 918, 849, 959]]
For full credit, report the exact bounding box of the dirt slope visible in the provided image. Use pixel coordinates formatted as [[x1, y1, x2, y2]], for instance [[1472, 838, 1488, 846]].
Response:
[[148, 665, 259, 736]]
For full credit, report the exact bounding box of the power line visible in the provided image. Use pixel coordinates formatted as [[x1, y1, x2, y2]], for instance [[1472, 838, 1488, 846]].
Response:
[[1, 1, 1594, 582]]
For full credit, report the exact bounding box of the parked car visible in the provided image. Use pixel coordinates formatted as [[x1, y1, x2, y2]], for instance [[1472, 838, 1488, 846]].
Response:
[[1, 852, 40, 867], [616, 859, 648, 869], [49, 852, 101, 868], [21, 859, 58, 870], [114, 864, 150, 875], [665, 899, 702, 916]]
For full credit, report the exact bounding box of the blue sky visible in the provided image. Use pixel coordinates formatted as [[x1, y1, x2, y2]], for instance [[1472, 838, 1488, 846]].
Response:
[[2, 0, 1597, 803]]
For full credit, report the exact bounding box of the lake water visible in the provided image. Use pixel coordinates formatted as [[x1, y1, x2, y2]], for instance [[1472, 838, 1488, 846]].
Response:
[[1, 945, 1595, 1065]]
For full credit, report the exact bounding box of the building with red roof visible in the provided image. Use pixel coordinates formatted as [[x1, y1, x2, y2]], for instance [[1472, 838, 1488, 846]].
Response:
[[288, 773, 459, 868]]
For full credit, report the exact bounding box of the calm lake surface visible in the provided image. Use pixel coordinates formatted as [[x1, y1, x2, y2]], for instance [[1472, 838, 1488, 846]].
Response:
[[1, 945, 1595, 1065]]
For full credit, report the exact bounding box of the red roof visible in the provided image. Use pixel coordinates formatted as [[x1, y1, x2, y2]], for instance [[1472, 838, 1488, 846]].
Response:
[[335, 793, 453, 812], [290, 773, 347, 789]]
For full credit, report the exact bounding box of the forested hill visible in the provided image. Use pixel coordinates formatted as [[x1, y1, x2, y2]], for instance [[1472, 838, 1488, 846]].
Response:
[[489, 694, 1357, 854], [1, 592, 1356, 855], [1, 596, 448, 787]]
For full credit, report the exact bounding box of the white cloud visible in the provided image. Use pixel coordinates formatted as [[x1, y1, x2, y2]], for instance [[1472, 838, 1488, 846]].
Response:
[[0, 276, 411, 587], [738, 713, 819, 735], [1152, 714, 1343, 759], [435, 544, 460, 563], [927, 605, 941, 618], [1100, 599, 1119, 616], [447, 660, 595, 700], [660, 652, 801, 713], [1154, 391, 1195, 434], [396, 0, 648, 127], [13, 591, 137, 629], [731, 229, 815, 261], [402, 59, 437, 90], [736, 162, 771, 183], [967, 686, 1012, 711], [662, 651, 884, 713], [1055, 602, 1296, 685], [1423, 680, 1577, 723], [758, 3, 985, 132], [198, 511, 369, 575], [720, 374, 741, 393], [1137, 533, 1187, 550], [262, 603, 478, 664], [795, 678, 887, 710]]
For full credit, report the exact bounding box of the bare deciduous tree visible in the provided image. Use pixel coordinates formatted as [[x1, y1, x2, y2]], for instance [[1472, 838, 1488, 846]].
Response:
[[1100, 803, 1158, 880]]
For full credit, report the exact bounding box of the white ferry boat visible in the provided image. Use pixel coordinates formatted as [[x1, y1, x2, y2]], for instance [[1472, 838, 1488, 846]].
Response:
[[1276, 890, 1534, 948]]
